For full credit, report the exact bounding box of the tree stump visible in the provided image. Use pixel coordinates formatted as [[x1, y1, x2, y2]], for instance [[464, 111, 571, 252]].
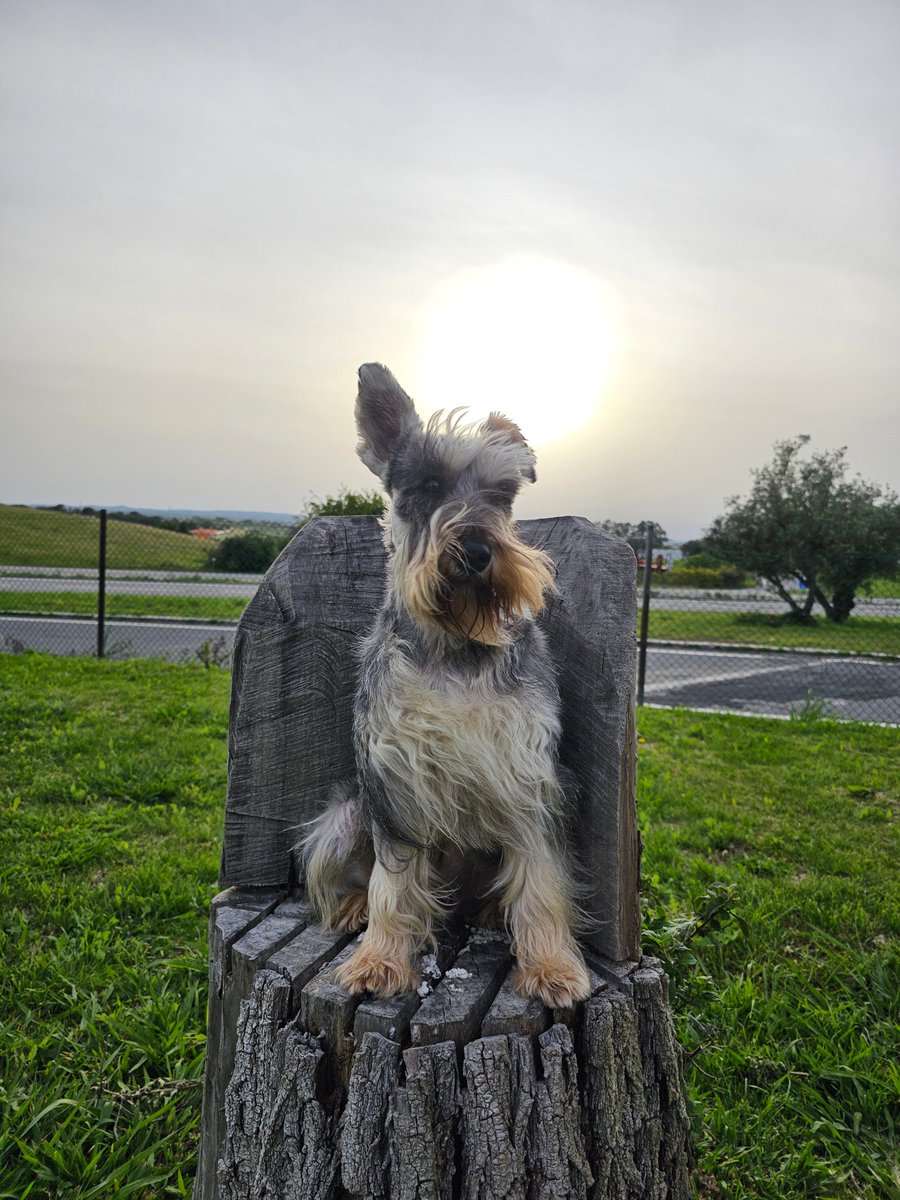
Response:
[[193, 516, 693, 1199]]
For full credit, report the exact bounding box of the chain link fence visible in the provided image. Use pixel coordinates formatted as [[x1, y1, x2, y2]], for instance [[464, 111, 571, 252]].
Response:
[[0, 507, 254, 667], [2, 507, 898, 723]]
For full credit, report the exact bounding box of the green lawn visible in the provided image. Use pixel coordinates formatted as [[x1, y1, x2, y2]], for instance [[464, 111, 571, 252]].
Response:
[[649, 609, 900, 658], [0, 506, 211, 571], [0, 590, 246, 622], [0, 656, 896, 1198]]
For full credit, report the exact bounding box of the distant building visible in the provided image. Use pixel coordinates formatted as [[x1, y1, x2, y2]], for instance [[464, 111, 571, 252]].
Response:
[[190, 527, 234, 541]]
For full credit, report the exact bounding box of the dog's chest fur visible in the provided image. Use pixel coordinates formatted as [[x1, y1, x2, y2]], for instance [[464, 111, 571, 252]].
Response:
[[358, 633, 561, 850]]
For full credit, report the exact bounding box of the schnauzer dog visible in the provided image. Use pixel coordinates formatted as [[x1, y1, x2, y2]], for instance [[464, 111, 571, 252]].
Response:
[[300, 363, 590, 1008]]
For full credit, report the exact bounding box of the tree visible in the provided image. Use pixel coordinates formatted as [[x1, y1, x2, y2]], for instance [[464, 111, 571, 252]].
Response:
[[597, 519, 668, 551], [306, 488, 385, 520], [208, 532, 292, 573], [706, 435, 900, 622]]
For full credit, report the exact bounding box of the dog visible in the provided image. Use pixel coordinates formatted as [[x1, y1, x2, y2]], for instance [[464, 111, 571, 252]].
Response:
[[300, 363, 590, 1008]]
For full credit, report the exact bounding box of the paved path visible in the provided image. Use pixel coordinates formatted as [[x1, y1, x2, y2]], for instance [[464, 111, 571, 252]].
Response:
[[3, 615, 897, 723], [0, 614, 237, 662]]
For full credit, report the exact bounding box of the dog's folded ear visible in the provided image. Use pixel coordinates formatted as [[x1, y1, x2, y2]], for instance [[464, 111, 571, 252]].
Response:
[[480, 412, 538, 483], [355, 363, 422, 479]]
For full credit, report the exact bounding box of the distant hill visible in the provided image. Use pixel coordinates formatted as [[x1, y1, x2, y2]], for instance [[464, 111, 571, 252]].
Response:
[[0, 505, 211, 570], [103, 507, 301, 524]]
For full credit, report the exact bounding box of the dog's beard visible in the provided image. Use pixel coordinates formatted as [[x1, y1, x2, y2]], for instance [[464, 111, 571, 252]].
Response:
[[393, 511, 555, 646]]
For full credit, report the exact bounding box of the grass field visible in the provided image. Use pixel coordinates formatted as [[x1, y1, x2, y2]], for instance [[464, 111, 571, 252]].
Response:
[[649, 609, 900, 657], [0, 656, 897, 1198], [0, 506, 211, 571]]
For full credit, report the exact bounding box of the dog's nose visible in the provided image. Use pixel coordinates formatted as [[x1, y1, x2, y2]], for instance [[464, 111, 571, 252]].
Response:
[[461, 537, 492, 575]]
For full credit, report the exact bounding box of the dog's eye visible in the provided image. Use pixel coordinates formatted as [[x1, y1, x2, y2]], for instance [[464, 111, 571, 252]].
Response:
[[420, 476, 442, 495]]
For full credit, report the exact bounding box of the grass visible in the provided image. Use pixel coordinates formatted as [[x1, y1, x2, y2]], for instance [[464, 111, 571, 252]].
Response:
[[0, 506, 211, 571], [0, 655, 897, 1197], [0, 655, 229, 1198], [0, 590, 246, 622], [638, 708, 898, 1198], [648, 609, 900, 657]]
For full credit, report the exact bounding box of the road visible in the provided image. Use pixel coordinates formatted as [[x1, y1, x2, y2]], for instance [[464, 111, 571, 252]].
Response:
[[3, 614, 897, 723], [0, 614, 237, 662]]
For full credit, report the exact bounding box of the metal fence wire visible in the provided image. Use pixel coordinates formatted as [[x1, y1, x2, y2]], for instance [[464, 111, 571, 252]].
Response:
[[1, 509, 898, 725]]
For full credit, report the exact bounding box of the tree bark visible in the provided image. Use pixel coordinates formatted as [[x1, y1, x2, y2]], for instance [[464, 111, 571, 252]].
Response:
[[196, 912, 692, 1200]]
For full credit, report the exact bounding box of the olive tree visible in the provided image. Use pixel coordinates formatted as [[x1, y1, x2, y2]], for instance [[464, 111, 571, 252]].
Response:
[[707, 435, 900, 622], [597, 519, 668, 551]]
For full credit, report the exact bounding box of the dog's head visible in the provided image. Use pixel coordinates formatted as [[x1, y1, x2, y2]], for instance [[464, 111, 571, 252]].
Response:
[[355, 362, 555, 645]]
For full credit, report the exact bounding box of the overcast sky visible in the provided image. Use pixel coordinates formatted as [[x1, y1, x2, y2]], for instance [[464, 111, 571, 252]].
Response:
[[2, 0, 898, 539]]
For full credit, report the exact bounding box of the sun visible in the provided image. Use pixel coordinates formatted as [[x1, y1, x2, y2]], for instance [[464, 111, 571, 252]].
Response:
[[414, 256, 613, 445]]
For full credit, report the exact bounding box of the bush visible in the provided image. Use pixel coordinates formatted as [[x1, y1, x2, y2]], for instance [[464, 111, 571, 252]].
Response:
[[207, 533, 291, 573], [306, 489, 385, 519], [668, 556, 749, 588]]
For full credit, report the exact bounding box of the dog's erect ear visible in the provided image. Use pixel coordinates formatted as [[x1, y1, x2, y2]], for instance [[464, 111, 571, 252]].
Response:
[[355, 363, 422, 479], [480, 412, 538, 483]]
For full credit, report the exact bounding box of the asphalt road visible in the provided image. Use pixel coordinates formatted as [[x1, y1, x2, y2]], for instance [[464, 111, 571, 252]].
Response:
[[0, 614, 237, 662], [3, 614, 897, 724]]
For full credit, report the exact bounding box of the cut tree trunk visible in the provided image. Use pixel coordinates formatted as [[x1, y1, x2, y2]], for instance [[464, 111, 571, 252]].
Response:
[[196, 890, 692, 1200]]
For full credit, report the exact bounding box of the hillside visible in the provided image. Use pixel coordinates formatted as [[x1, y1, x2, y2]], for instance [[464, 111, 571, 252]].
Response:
[[0, 506, 211, 570]]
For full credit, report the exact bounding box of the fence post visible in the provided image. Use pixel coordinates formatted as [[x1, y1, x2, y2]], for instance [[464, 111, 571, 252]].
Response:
[[636, 522, 653, 706], [97, 509, 107, 659]]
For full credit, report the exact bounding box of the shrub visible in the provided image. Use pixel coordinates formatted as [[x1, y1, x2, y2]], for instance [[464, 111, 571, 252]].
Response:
[[207, 533, 290, 573], [668, 557, 749, 588]]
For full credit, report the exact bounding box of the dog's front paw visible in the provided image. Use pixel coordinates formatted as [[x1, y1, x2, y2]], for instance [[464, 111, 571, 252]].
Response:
[[334, 941, 419, 997], [512, 947, 591, 1009]]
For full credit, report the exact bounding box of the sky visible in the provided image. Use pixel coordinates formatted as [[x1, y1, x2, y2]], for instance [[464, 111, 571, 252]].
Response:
[[1, 0, 898, 541]]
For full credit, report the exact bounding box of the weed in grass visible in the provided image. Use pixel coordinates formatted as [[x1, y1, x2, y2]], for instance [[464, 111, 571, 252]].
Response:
[[193, 635, 232, 669], [789, 690, 834, 723]]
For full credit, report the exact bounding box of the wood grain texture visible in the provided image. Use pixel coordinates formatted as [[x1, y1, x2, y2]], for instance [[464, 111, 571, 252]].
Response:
[[219, 515, 639, 962], [353, 929, 463, 1045], [410, 939, 511, 1049], [300, 940, 365, 1094]]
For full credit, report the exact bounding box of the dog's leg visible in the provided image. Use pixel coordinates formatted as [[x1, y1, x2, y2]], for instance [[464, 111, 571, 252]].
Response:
[[334, 841, 440, 997], [499, 842, 590, 1008], [299, 788, 373, 933]]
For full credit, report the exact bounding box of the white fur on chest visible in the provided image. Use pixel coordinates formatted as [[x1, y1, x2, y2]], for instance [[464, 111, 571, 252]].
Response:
[[363, 646, 561, 850]]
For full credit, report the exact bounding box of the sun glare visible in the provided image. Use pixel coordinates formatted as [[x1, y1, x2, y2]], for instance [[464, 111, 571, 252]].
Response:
[[415, 257, 613, 445]]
